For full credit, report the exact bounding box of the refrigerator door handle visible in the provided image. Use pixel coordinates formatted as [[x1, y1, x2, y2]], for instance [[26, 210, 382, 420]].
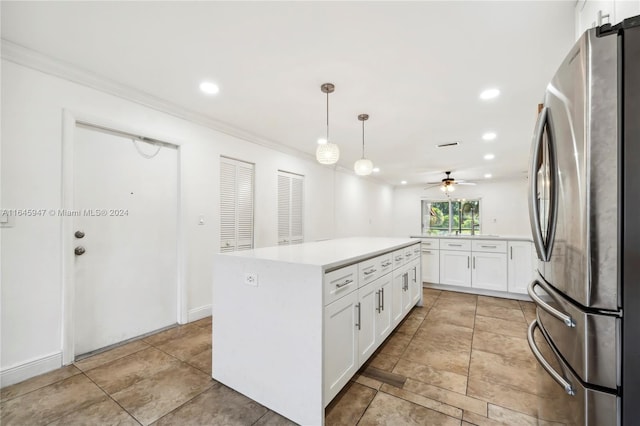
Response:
[[529, 106, 549, 261], [528, 320, 576, 396], [528, 279, 576, 327], [528, 106, 558, 262]]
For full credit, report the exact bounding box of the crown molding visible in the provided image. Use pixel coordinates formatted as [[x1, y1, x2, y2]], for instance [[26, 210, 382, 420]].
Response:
[[0, 39, 389, 183]]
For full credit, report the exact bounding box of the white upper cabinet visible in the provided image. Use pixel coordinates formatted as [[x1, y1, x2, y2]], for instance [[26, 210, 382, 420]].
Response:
[[576, 0, 640, 39]]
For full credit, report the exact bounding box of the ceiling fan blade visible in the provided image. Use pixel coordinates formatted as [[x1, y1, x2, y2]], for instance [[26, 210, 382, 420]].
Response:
[[456, 182, 476, 186], [426, 181, 442, 184], [423, 184, 441, 190]]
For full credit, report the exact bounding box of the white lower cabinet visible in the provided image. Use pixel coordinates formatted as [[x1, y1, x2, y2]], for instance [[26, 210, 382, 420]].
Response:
[[508, 241, 533, 294], [472, 251, 507, 291], [421, 249, 439, 284], [324, 290, 358, 403], [409, 259, 421, 305], [392, 266, 407, 327], [357, 281, 377, 365], [439, 250, 471, 287], [324, 242, 422, 406], [375, 274, 393, 342]]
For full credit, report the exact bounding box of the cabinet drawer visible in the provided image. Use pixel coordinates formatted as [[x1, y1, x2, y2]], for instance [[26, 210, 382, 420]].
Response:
[[440, 239, 471, 251], [324, 265, 358, 306], [472, 240, 507, 253], [404, 246, 418, 263], [412, 243, 421, 257], [420, 239, 440, 249], [359, 255, 384, 287], [378, 253, 394, 277], [392, 249, 405, 268]]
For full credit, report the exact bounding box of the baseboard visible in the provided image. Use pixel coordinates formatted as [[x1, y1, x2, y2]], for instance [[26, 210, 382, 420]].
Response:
[[1, 352, 62, 388], [422, 283, 532, 302], [188, 304, 212, 322]]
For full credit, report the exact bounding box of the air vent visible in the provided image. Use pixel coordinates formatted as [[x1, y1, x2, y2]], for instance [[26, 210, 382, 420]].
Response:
[[436, 141, 460, 148]]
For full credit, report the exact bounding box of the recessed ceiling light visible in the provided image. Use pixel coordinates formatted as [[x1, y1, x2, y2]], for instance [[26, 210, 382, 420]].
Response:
[[480, 88, 500, 100], [373, 167, 380, 173], [401, 180, 407, 185], [482, 132, 497, 141], [199, 81, 220, 95], [484, 173, 492, 178], [317, 138, 327, 145], [484, 153, 495, 160]]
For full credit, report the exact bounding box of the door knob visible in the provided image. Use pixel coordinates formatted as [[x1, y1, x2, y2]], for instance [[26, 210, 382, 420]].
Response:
[[75, 246, 86, 256], [75, 230, 85, 238]]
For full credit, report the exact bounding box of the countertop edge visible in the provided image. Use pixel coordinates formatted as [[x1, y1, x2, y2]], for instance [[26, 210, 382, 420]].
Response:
[[410, 235, 533, 242]]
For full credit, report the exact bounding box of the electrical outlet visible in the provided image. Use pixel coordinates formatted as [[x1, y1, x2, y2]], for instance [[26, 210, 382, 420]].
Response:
[[244, 272, 258, 287]]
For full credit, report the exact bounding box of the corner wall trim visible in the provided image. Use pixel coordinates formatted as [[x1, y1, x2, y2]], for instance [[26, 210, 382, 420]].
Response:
[[188, 305, 212, 323], [0, 352, 62, 388]]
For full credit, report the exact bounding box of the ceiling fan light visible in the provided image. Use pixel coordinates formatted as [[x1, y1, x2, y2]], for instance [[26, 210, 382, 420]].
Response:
[[448, 184, 455, 192], [316, 143, 340, 165], [354, 158, 373, 176]]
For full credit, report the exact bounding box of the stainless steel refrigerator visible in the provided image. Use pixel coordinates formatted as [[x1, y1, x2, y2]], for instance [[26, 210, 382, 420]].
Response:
[[527, 16, 640, 426]]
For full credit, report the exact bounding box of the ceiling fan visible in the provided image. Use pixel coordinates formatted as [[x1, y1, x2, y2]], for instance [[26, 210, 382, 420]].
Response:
[[424, 171, 476, 192]]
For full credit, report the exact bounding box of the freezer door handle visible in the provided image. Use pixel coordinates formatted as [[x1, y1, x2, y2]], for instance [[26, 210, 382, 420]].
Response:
[[527, 320, 575, 396], [528, 279, 575, 327]]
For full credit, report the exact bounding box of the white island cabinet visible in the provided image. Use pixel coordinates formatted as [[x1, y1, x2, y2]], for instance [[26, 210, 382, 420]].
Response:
[[213, 237, 421, 426]]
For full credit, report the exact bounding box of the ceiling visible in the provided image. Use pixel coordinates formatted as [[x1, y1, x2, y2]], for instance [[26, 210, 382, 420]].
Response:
[[1, 1, 576, 186]]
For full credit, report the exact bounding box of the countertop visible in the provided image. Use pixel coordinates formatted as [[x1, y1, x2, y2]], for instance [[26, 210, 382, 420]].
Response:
[[217, 237, 418, 270], [410, 234, 533, 242]]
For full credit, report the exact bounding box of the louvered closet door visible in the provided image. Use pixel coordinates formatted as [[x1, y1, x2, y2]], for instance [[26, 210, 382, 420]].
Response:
[[278, 173, 291, 245], [290, 175, 303, 244], [277, 171, 304, 246], [220, 157, 254, 252]]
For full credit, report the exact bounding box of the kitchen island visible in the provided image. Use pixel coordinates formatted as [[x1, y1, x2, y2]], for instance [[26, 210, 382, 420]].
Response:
[[212, 237, 422, 425]]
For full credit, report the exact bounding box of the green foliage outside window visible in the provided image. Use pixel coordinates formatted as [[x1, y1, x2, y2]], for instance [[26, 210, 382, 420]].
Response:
[[421, 199, 480, 235]]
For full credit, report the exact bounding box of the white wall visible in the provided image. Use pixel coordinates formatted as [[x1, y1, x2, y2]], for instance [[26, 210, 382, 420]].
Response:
[[392, 178, 531, 238], [0, 60, 394, 385]]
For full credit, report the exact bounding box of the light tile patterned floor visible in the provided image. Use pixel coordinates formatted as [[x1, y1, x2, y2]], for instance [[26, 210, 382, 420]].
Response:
[[0, 289, 541, 425]]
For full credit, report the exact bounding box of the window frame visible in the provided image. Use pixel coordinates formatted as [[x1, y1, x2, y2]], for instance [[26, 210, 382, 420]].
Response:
[[421, 198, 482, 235]]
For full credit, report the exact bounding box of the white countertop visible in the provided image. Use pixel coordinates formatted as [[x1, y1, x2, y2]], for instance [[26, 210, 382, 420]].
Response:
[[218, 237, 417, 270], [411, 234, 533, 242]]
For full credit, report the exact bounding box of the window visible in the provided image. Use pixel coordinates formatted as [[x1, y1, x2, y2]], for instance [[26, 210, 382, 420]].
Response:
[[220, 156, 254, 252], [421, 199, 481, 235], [278, 170, 304, 245]]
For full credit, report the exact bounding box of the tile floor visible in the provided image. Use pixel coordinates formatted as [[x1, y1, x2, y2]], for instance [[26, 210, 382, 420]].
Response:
[[0, 288, 542, 425]]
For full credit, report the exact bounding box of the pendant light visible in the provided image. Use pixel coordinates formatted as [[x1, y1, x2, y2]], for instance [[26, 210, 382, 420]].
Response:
[[354, 114, 373, 176], [316, 83, 340, 165]]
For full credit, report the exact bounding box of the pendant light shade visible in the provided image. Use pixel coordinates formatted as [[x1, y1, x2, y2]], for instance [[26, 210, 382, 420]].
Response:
[[316, 83, 340, 165], [354, 158, 374, 176], [354, 114, 373, 176], [316, 143, 340, 164]]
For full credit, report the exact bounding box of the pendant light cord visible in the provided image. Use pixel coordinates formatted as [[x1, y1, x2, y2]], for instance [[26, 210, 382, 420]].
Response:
[[326, 90, 330, 143], [362, 118, 365, 159]]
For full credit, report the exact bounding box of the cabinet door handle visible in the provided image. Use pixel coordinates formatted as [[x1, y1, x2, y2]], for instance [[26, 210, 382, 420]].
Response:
[[364, 268, 377, 275], [467, 256, 470, 269], [406, 252, 413, 257], [510, 246, 513, 260], [413, 267, 417, 281], [335, 279, 353, 288], [395, 256, 403, 261], [480, 245, 497, 249], [381, 287, 385, 311], [376, 290, 381, 313], [449, 244, 463, 247], [355, 302, 361, 330], [422, 250, 431, 254], [473, 256, 476, 269], [381, 261, 392, 267]]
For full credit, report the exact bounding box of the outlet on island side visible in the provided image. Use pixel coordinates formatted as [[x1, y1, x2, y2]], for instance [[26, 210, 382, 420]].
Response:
[[244, 272, 258, 287]]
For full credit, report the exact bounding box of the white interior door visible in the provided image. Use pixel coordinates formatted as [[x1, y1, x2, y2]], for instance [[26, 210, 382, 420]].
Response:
[[73, 126, 178, 356]]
